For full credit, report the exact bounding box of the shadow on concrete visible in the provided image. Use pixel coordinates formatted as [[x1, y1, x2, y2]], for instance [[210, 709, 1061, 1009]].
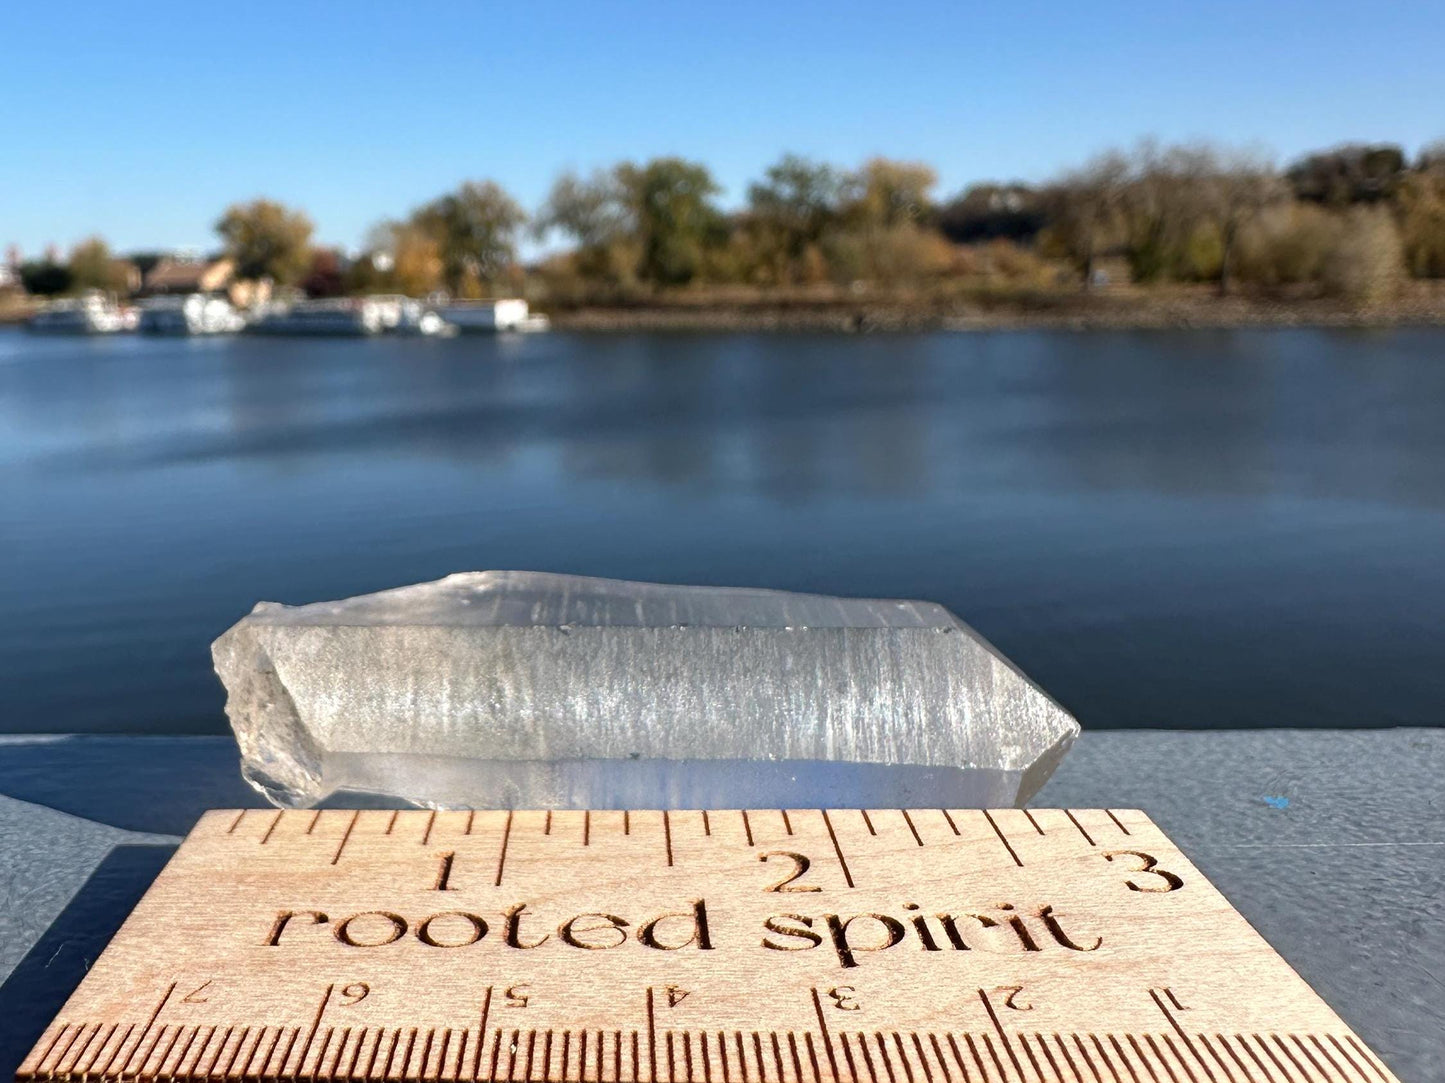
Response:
[[0, 844, 176, 1078]]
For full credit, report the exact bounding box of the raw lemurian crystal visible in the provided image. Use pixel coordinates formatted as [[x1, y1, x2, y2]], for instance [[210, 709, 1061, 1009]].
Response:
[[211, 571, 1079, 809]]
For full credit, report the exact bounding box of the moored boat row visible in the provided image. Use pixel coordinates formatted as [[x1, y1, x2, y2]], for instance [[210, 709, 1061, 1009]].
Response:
[[25, 295, 547, 337]]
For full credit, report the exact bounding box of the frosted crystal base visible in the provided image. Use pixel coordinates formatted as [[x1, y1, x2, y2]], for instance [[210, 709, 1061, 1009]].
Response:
[[211, 572, 1079, 809]]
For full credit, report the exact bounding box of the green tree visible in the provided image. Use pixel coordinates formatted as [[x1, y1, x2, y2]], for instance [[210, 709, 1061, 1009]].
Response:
[[747, 155, 841, 257], [534, 170, 633, 281], [215, 199, 314, 284], [535, 170, 631, 250], [412, 181, 526, 295], [68, 236, 131, 293], [615, 158, 725, 286]]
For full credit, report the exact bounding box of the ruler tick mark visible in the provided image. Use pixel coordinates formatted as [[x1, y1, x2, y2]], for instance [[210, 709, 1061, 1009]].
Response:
[[647, 988, 657, 1083], [584, 810, 591, 847], [781, 810, 793, 836], [292, 985, 333, 1078], [940, 809, 960, 835], [166, 1023, 200, 1080], [98, 1022, 135, 1079], [1324, 1034, 1368, 1082], [804, 1033, 823, 1083], [1269, 1035, 1311, 1083], [1306, 1029, 1346, 1081], [306, 810, 321, 834], [741, 811, 754, 847], [663, 811, 674, 867], [1126, 1034, 1160, 1083], [423, 811, 436, 846], [810, 990, 841, 1083], [227, 810, 246, 834], [909, 1033, 933, 1083], [344, 1027, 366, 1081], [1092, 1032, 1127, 1083], [1345, 1033, 1391, 1083], [1106, 810, 1131, 835], [1193, 1036, 1234, 1083], [202, 1029, 232, 1075], [981, 811, 1023, 867], [900, 811, 923, 847], [120, 981, 175, 1077], [1066, 810, 1097, 847], [1149, 990, 1214, 1083], [331, 812, 358, 865], [1159, 1034, 1201, 1083], [495, 811, 513, 887], [260, 811, 282, 845], [1015, 1032, 1045, 1083], [1251, 1035, 1291, 1083], [977, 991, 1027, 1083], [942, 1029, 965, 1081], [1210, 1036, 1255, 1083], [1022, 809, 1045, 835], [1052, 1034, 1088, 1083], [860, 810, 876, 836], [486, 1028, 501, 1083], [1031, 1033, 1067, 1083], [820, 810, 855, 888], [924, 1034, 950, 1083], [702, 810, 711, 836]]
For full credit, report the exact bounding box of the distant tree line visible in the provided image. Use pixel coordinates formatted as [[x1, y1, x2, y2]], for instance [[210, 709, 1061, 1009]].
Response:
[[14, 140, 1445, 305]]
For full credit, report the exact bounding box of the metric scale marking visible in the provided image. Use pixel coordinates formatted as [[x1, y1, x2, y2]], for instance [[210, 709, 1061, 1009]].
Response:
[[19, 808, 1399, 1083]]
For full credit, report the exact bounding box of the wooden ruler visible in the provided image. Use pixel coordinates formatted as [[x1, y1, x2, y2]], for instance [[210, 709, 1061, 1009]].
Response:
[[20, 809, 1398, 1083]]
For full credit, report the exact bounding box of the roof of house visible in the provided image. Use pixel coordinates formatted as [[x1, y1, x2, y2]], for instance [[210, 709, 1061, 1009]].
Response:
[[143, 257, 233, 293]]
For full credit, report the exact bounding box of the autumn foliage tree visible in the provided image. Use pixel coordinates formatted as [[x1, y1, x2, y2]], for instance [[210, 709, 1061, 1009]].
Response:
[[68, 236, 132, 293], [215, 199, 314, 285]]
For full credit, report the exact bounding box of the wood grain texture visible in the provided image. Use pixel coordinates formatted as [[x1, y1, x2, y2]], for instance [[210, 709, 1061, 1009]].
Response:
[[17, 809, 1400, 1083]]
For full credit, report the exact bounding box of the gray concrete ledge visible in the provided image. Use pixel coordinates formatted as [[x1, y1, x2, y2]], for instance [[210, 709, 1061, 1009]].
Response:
[[0, 730, 1439, 1081]]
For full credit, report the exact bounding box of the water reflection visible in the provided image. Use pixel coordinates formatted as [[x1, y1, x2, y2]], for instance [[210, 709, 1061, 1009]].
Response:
[[2, 327, 1445, 734]]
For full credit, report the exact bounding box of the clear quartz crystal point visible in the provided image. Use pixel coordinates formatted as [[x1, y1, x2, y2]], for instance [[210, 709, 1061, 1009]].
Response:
[[212, 572, 1079, 810]]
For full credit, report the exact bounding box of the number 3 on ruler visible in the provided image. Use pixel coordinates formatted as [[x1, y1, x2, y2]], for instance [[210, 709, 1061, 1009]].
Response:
[[1103, 851, 1184, 892]]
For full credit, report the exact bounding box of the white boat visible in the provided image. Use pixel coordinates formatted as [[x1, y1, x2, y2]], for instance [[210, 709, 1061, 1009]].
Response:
[[138, 294, 245, 335], [393, 299, 456, 337], [437, 298, 541, 333], [27, 293, 134, 334], [250, 298, 386, 336]]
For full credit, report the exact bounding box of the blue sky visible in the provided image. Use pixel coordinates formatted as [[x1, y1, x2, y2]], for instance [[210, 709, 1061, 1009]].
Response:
[[2, 1, 1442, 255]]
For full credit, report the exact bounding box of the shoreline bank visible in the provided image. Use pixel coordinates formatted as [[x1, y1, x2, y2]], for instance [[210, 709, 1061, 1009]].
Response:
[[549, 290, 1445, 332], [9, 289, 1445, 334]]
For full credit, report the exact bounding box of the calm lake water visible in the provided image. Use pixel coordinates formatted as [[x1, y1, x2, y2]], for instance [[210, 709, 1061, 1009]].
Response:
[[3, 326, 1444, 734]]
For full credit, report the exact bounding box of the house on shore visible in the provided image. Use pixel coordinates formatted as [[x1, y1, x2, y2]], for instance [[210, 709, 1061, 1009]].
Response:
[[142, 256, 235, 297]]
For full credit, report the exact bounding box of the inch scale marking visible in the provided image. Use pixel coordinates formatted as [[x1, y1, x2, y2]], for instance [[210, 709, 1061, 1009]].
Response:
[[19, 809, 1399, 1083]]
